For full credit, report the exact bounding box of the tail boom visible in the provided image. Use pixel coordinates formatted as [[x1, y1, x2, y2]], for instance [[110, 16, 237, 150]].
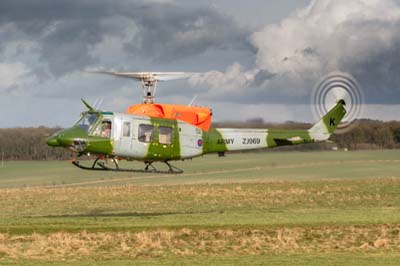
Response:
[[202, 100, 347, 154]]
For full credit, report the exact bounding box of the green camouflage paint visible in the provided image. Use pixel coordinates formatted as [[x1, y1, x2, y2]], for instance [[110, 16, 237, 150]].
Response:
[[48, 126, 113, 155], [145, 118, 181, 160], [266, 130, 312, 148], [202, 128, 228, 153], [322, 99, 347, 134]]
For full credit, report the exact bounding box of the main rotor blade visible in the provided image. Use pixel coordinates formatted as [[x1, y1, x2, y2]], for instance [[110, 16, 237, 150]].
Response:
[[86, 70, 194, 82]]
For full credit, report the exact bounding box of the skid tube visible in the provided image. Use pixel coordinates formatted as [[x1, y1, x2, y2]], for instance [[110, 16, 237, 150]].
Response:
[[71, 158, 183, 174]]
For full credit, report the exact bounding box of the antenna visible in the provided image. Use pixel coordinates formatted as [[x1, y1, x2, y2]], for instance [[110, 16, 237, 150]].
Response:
[[94, 98, 104, 110], [86, 70, 194, 104], [92, 98, 99, 109], [189, 95, 198, 106]]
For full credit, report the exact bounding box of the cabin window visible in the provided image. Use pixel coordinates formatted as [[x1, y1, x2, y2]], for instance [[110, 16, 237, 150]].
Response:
[[159, 126, 172, 145], [123, 122, 131, 137], [138, 124, 154, 143]]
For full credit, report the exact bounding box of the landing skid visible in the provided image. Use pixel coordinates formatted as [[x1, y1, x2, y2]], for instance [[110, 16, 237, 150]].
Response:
[[71, 158, 183, 174]]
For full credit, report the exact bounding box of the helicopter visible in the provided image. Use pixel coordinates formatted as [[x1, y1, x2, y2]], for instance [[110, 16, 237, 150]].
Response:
[[46, 71, 347, 174]]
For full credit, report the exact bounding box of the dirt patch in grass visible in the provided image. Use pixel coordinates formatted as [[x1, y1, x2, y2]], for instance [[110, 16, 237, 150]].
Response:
[[0, 225, 399, 260]]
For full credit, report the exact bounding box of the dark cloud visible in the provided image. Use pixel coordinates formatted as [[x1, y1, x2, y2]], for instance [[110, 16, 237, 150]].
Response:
[[38, 20, 104, 76], [337, 19, 400, 104], [123, 5, 252, 62], [0, 0, 252, 77], [0, 0, 117, 21], [252, 70, 276, 87]]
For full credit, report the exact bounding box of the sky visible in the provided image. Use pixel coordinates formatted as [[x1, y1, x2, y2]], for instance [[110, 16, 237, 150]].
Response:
[[1, 0, 400, 127]]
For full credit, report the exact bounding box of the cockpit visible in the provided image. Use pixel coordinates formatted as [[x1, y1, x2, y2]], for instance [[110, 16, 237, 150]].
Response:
[[76, 113, 99, 133], [75, 113, 113, 138]]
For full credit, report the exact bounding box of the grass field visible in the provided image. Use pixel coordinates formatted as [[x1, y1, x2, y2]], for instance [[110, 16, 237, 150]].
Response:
[[0, 150, 399, 265]]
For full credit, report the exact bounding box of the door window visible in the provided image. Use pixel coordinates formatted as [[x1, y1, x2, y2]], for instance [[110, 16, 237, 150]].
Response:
[[138, 124, 154, 143], [159, 126, 172, 144]]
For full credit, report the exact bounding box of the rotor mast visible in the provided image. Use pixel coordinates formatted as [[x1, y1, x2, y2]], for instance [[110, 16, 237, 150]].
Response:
[[141, 75, 158, 104]]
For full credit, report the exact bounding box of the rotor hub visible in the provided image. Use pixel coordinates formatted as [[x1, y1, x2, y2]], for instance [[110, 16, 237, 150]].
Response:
[[141, 78, 158, 104]]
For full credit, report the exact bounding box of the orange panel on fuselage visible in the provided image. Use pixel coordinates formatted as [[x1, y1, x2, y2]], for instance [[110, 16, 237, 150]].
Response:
[[126, 103, 212, 131]]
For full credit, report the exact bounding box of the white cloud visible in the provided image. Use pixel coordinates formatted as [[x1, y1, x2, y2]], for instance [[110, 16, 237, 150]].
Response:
[[191, 0, 400, 105], [0, 62, 37, 95], [0, 63, 27, 89], [189, 63, 259, 96], [252, 0, 400, 75]]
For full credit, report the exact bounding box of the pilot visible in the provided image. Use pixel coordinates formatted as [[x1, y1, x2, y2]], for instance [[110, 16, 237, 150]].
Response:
[[101, 121, 111, 138]]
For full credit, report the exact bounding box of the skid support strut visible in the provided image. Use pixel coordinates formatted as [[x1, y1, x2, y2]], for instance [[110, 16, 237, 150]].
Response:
[[72, 158, 183, 174]]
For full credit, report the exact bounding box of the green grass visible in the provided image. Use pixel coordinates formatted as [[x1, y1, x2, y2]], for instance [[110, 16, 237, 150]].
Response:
[[2, 253, 400, 266], [0, 150, 399, 187], [0, 150, 400, 265]]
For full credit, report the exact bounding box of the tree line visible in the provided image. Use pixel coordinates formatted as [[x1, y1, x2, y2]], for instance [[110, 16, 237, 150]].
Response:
[[331, 120, 400, 150], [0, 120, 399, 160], [0, 127, 72, 160]]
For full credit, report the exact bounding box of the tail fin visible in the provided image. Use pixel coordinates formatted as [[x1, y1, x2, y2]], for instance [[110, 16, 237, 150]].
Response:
[[308, 99, 347, 141]]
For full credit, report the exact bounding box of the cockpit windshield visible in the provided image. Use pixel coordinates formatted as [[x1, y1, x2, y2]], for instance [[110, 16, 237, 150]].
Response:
[[75, 113, 99, 133]]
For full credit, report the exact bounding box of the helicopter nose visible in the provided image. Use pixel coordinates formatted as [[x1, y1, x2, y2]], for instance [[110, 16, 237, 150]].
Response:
[[46, 135, 60, 147]]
